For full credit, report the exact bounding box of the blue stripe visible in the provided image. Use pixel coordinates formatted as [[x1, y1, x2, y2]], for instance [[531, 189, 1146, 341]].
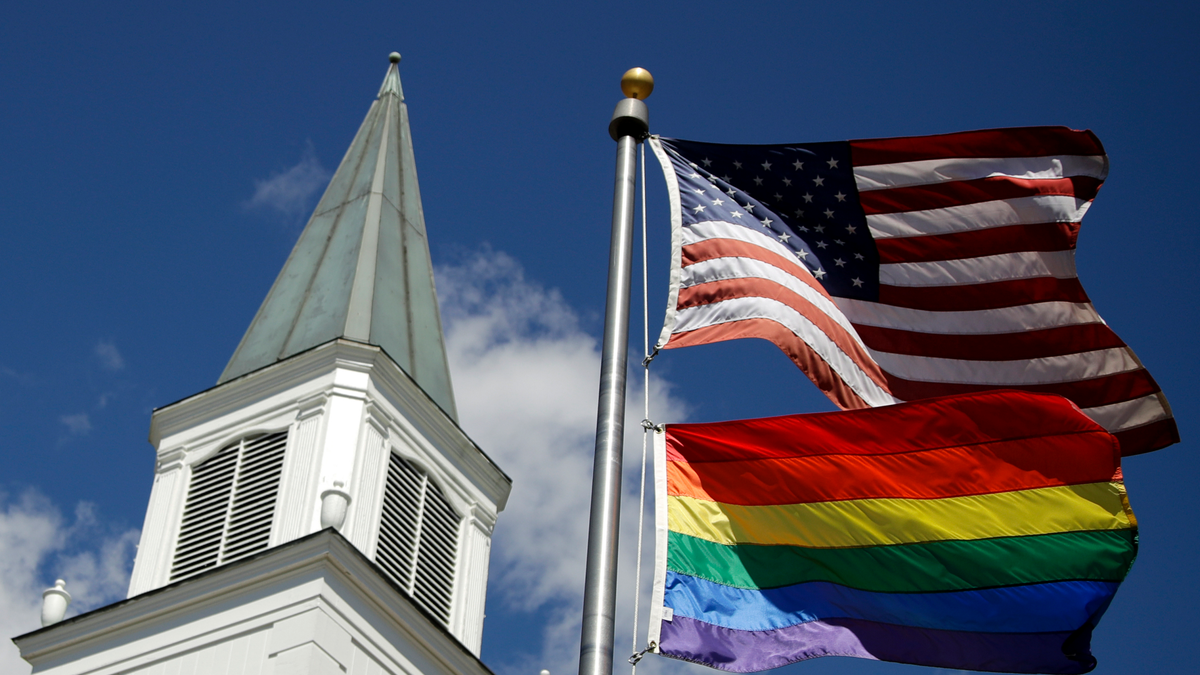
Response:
[[665, 571, 1118, 634]]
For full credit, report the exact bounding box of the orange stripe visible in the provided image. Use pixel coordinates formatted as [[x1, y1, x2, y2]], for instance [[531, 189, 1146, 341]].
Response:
[[667, 431, 1120, 506]]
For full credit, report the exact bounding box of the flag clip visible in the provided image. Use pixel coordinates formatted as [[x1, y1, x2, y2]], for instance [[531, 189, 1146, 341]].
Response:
[[642, 347, 659, 367], [628, 641, 658, 665], [641, 419, 663, 433]]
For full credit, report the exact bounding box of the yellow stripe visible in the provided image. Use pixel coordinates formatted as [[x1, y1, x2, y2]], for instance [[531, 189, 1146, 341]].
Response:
[[668, 482, 1131, 548]]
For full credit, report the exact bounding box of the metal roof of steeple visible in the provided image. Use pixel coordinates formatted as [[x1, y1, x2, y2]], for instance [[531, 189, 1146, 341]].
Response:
[[219, 54, 457, 420]]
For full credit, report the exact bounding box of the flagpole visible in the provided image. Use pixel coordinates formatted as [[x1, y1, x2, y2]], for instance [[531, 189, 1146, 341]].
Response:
[[579, 68, 652, 675]]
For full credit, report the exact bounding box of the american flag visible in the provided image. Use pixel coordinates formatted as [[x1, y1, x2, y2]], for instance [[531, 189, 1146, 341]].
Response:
[[649, 128, 1177, 456]]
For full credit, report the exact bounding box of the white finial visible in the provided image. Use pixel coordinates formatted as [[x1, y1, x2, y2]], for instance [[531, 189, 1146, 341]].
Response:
[[540, 670, 550, 675], [320, 481, 352, 530], [41, 579, 71, 626], [389, 52, 401, 63]]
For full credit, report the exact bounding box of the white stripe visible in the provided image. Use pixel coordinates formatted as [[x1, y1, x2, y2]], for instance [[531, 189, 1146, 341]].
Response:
[[1082, 394, 1171, 432], [879, 250, 1078, 287], [681, 256, 865, 347], [869, 347, 1140, 386], [682, 219, 807, 266], [854, 155, 1108, 191], [866, 195, 1092, 239], [673, 297, 898, 406], [836, 298, 1105, 334]]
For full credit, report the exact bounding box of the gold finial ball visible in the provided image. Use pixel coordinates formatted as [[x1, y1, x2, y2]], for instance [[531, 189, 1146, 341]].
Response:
[[389, 52, 401, 63], [621, 67, 654, 100]]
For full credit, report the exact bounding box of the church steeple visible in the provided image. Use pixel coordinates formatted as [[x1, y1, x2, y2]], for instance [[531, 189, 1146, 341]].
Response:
[[220, 52, 456, 420], [111, 55, 509, 657]]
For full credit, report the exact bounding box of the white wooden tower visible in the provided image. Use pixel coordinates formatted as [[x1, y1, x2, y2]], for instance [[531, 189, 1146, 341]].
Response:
[[15, 54, 511, 675]]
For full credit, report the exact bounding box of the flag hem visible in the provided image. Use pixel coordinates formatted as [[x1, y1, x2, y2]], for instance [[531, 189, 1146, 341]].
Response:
[[648, 426, 669, 650], [649, 136, 685, 350]]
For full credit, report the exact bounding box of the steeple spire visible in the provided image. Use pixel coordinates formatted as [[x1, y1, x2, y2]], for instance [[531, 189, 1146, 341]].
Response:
[[220, 53, 456, 419]]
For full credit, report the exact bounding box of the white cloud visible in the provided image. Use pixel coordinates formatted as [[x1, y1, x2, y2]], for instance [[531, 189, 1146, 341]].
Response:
[[0, 491, 139, 675], [59, 413, 91, 436], [93, 341, 125, 372], [248, 143, 331, 218], [440, 251, 691, 675]]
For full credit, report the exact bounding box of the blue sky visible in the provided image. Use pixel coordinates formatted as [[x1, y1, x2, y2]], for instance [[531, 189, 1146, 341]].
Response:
[[1, 2, 1197, 674]]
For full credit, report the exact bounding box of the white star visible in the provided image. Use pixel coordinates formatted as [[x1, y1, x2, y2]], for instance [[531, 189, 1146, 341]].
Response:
[[761, 160, 772, 171], [782, 177, 792, 186], [803, 193, 814, 203], [689, 172, 701, 178], [851, 277, 864, 287], [702, 158, 713, 167], [778, 232, 791, 243], [774, 193, 783, 202], [743, 203, 756, 212], [711, 198, 725, 206], [814, 224, 825, 233], [730, 210, 743, 218], [792, 160, 804, 170], [721, 175, 731, 182], [845, 224, 857, 234], [813, 176, 825, 187], [797, 224, 810, 232], [834, 192, 847, 202], [854, 252, 865, 260], [689, 162, 698, 168], [827, 158, 839, 169], [692, 205, 706, 213], [834, 258, 846, 267], [816, 240, 829, 249], [761, 217, 773, 228], [693, 188, 707, 195], [733, 161, 743, 170], [814, 268, 827, 279], [823, 208, 835, 219], [753, 176, 764, 186], [795, 249, 809, 259], [725, 187, 737, 196], [793, 209, 804, 218], [834, 239, 844, 245]]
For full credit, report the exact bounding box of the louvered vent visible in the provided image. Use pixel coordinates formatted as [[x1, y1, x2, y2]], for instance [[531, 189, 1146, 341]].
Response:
[[376, 452, 461, 626], [171, 431, 288, 580]]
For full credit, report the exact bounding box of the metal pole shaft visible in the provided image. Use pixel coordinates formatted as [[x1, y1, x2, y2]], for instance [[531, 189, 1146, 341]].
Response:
[[580, 94, 648, 675]]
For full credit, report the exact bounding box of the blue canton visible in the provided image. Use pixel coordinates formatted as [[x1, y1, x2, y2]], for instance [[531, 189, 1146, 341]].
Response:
[[661, 137, 879, 301]]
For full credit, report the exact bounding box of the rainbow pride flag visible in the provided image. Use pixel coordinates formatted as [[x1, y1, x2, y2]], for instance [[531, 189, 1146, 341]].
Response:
[[648, 391, 1137, 674]]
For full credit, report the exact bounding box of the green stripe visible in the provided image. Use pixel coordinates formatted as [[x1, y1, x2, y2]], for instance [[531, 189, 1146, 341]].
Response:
[[667, 529, 1137, 593]]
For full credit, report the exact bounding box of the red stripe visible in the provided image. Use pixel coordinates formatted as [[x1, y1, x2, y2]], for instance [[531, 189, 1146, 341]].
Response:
[[877, 277, 1091, 311], [875, 222, 1080, 264], [681, 237, 831, 300], [665, 318, 874, 411], [853, 322, 1126, 360], [676, 279, 890, 390], [667, 432, 1119, 505], [859, 175, 1102, 215], [881, 369, 1162, 411], [1113, 418, 1181, 456], [850, 127, 1106, 166], [664, 390, 1109, 461]]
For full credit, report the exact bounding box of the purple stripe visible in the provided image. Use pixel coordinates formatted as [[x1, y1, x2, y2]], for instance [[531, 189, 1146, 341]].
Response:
[[658, 615, 1096, 674]]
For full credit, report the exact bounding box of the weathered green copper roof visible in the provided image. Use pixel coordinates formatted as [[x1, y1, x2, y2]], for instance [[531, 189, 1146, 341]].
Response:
[[219, 56, 457, 420]]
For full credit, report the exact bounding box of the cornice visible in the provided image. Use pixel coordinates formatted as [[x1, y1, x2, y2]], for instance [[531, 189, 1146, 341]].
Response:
[[14, 530, 495, 675]]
